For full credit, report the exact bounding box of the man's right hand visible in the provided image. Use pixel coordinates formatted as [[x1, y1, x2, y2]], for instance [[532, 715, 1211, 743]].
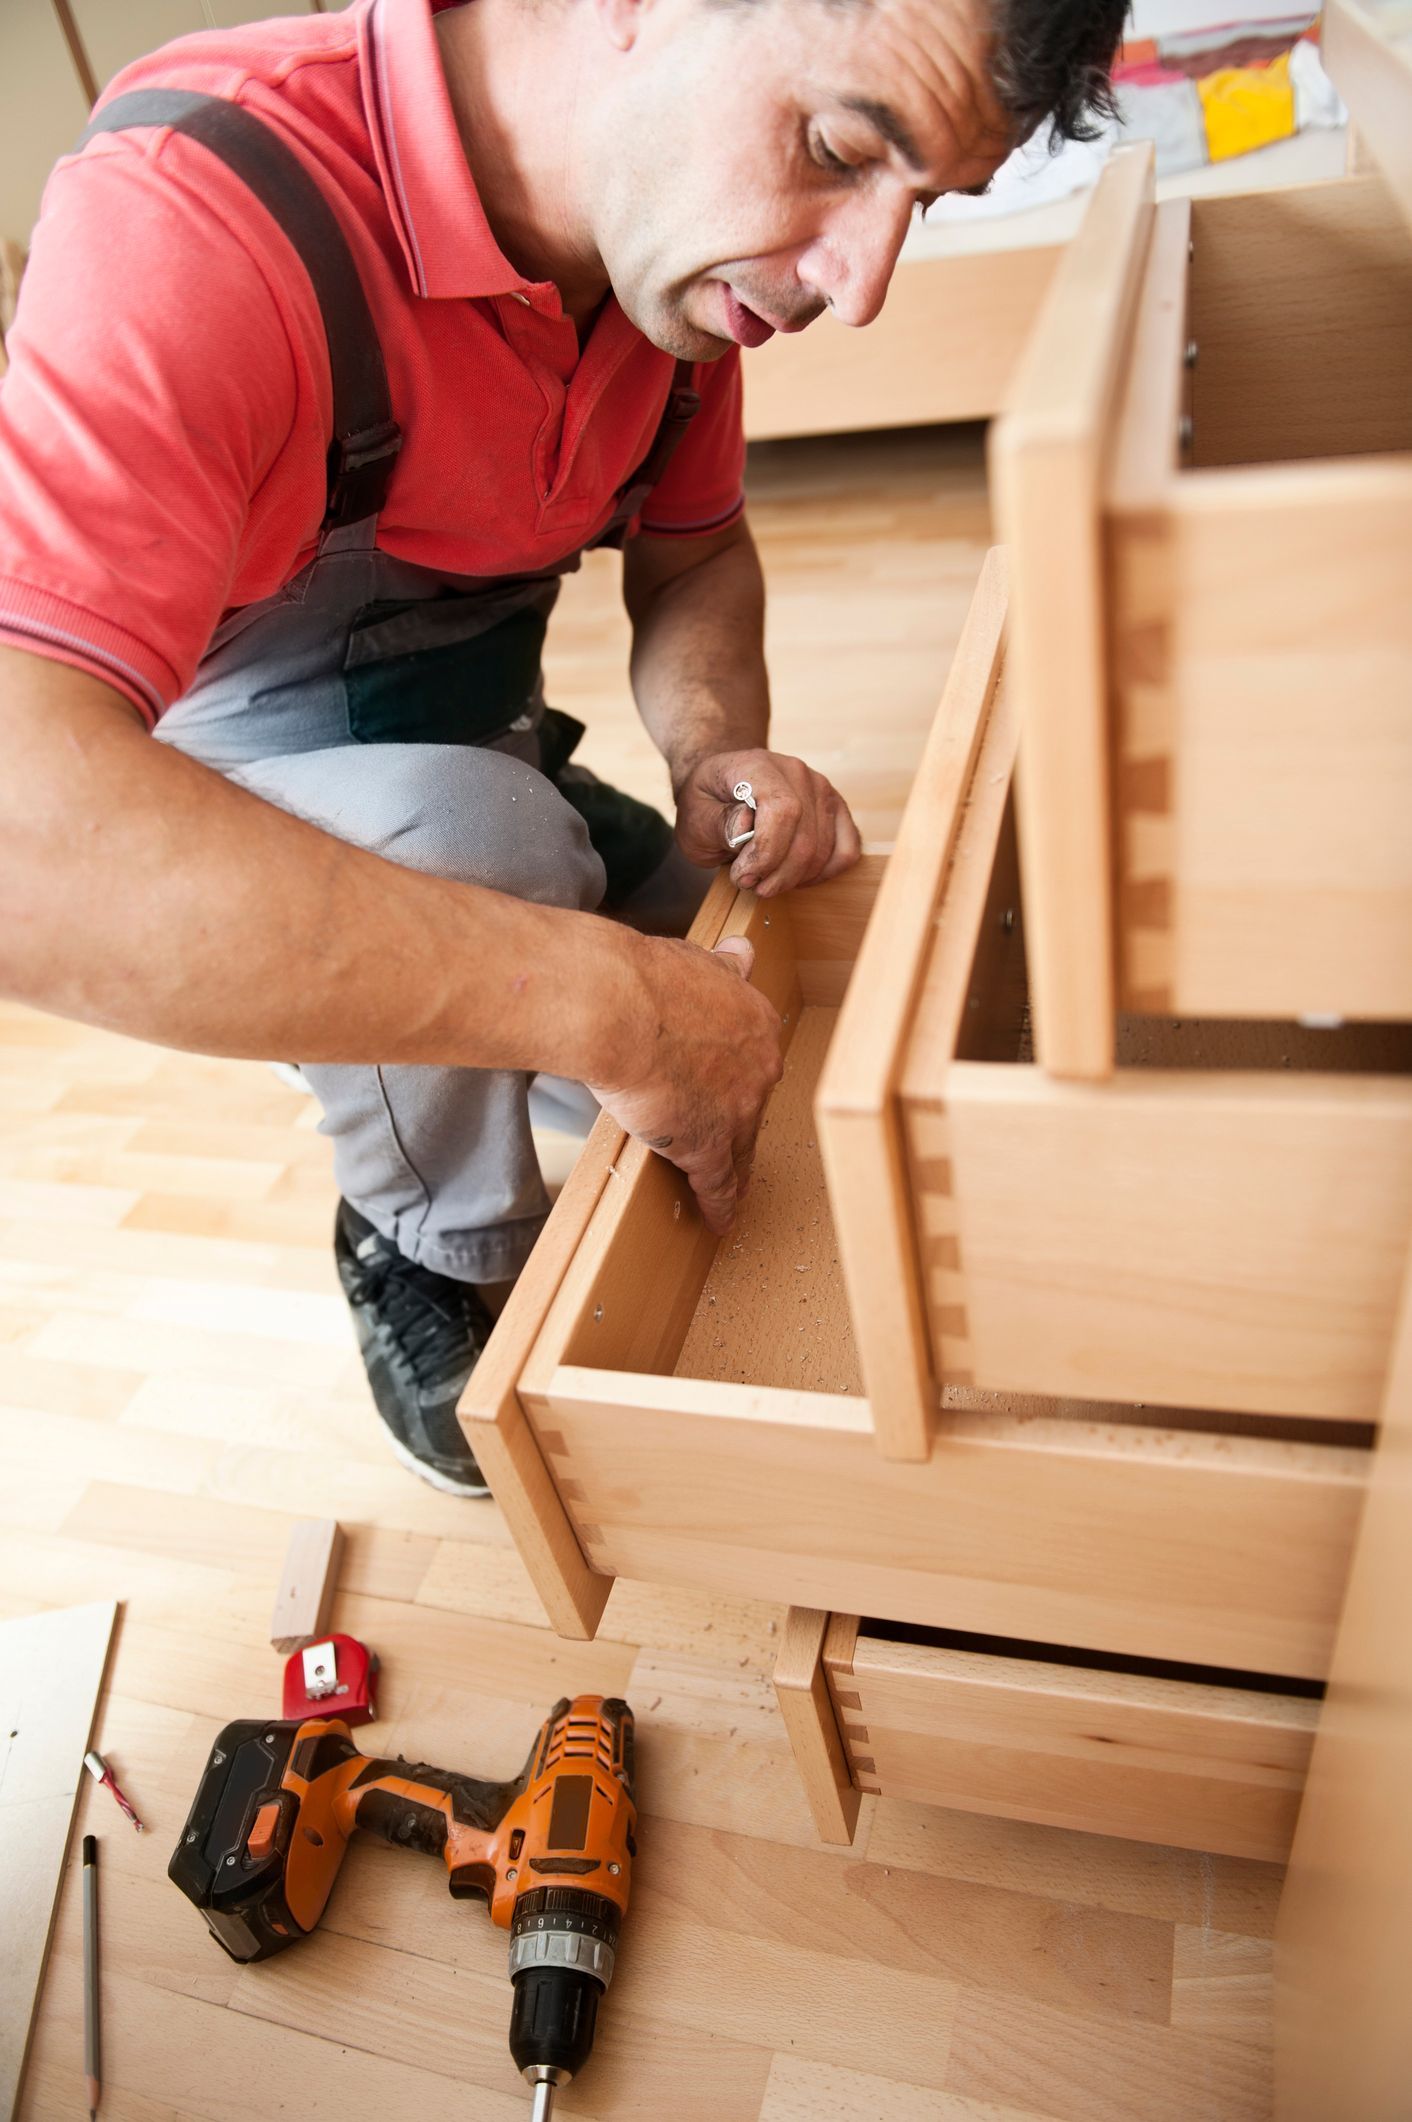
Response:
[[589, 932, 783, 1235]]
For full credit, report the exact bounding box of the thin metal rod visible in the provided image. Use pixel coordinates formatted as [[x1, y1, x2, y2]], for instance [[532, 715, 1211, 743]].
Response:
[[529, 2081, 557, 2122]]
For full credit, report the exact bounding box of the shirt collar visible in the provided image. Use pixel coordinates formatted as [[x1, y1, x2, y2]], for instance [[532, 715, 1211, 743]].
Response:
[[361, 0, 562, 309]]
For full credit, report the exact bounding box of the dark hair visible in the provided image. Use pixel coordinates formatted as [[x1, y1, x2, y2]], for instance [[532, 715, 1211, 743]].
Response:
[[989, 0, 1130, 144]]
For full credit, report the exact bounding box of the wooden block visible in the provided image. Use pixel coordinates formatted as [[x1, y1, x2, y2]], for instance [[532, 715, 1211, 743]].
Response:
[[771, 1609, 862, 1846], [1, 1598, 116, 2119], [269, 1518, 343, 1655]]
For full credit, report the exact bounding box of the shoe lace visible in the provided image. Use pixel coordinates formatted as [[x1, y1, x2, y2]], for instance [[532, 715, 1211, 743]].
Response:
[[348, 1245, 481, 1391]]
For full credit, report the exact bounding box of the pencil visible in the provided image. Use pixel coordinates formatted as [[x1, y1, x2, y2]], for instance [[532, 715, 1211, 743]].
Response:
[[82, 1834, 101, 2120]]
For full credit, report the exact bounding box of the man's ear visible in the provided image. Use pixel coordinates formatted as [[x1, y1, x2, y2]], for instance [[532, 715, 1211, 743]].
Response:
[[593, 0, 655, 53]]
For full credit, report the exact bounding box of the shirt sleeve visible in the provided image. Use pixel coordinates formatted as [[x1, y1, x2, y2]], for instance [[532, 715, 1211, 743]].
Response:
[[0, 131, 311, 724], [634, 347, 746, 539]]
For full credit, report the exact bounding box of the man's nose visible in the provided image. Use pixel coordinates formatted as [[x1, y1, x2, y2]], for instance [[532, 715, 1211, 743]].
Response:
[[797, 195, 912, 328]]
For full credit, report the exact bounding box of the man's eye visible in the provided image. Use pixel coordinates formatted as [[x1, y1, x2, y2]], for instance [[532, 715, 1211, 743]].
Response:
[[808, 128, 854, 176]]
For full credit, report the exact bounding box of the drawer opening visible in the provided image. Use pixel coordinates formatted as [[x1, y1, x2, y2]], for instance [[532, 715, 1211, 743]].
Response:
[[855, 1616, 1325, 1700], [960, 789, 1412, 1073], [1186, 179, 1412, 471]]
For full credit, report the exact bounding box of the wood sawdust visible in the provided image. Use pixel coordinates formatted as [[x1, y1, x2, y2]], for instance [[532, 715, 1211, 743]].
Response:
[[674, 1007, 862, 1395]]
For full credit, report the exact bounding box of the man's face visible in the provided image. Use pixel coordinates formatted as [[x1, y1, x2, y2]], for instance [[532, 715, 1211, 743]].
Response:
[[586, 0, 1015, 359]]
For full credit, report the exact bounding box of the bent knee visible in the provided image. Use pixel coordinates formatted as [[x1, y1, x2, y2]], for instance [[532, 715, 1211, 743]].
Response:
[[231, 743, 607, 914]]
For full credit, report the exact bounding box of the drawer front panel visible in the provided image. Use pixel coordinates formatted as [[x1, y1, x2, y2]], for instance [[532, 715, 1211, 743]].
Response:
[[529, 1373, 1364, 1679], [909, 1067, 1412, 1422], [1111, 467, 1412, 1023], [830, 1633, 1318, 1862]]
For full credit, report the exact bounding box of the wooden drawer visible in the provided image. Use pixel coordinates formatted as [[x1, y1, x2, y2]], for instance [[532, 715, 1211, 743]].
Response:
[[990, 146, 1412, 1074], [775, 1608, 1319, 1862], [820, 555, 1412, 1435]]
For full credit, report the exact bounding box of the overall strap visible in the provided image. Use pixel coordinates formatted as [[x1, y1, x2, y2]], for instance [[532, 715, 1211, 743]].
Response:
[[76, 89, 402, 533]]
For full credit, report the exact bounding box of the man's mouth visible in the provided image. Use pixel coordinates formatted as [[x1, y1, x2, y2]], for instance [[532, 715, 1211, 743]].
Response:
[[717, 285, 820, 348], [721, 287, 777, 348]]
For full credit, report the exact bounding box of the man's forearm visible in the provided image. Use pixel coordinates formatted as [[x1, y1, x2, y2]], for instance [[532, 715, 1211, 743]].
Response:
[[0, 649, 642, 1083], [624, 523, 770, 794]]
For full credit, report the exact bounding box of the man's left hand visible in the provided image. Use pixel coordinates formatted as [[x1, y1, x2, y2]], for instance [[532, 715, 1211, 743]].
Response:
[[674, 748, 862, 898]]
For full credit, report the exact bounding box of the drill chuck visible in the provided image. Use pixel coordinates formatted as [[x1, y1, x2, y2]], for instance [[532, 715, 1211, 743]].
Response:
[[508, 1887, 619, 2091]]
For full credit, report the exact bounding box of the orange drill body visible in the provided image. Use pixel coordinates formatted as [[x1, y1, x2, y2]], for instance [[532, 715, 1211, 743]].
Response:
[[261, 1696, 635, 1940], [171, 1695, 636, 2108]]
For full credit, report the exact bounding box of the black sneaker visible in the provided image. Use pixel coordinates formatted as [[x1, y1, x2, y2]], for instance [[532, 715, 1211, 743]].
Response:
[[334, 1199, 494, 1498]]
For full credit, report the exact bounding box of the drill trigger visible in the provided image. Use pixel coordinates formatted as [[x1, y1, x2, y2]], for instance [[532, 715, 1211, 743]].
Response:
[[448, 1860, 498, 1903]]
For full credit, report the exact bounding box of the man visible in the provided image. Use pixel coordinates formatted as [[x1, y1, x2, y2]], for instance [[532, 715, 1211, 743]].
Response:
[[0, 0, 1125, 1495]]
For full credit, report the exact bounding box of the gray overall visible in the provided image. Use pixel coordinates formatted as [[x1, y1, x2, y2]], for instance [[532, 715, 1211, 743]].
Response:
[[81, 93, 712, 1288], [157, 522, 708, 1285]]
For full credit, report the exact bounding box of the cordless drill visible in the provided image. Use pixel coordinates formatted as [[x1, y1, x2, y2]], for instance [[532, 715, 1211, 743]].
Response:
[[169, 1694, 635, 2119]]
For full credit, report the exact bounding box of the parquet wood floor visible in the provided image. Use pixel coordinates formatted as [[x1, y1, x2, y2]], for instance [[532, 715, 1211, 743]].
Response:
[[4, 427, 1279, 2121]]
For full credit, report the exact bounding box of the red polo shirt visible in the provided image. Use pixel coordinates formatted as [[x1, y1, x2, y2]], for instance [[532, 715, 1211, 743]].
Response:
[[0, 0, 746, 726]]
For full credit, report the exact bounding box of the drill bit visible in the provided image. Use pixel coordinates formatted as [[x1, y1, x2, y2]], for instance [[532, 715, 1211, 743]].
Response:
[[83, 1749, 144, 1832]]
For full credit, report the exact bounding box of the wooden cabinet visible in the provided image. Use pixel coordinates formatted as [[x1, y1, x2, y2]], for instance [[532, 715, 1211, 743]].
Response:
[[462, 121, 1409, 1914]]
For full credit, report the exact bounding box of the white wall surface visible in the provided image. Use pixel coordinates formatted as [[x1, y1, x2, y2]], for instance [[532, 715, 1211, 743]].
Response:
[[1130, 1, 1318, 33]]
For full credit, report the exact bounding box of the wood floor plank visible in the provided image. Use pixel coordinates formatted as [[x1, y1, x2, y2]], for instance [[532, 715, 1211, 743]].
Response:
[[5, 1218, 337, 1292], [0, 1347, 144, 1420], [0, 1530, 240, 1624], [1, 1408, 217, 1498], [635, 1820, 1174, 2025], [1170, 1929, 1274, 2047], [631, 1904, 961, 2091], [19, 1957, 536, 2122], [946, 1989, 1272, 2122], [864, 1798, 1284, 1940], [0, 1177, 140, 1226], [417, 1534, 788, 1671], [121, 1192, 333, 1248], [227, 1925, 775, 2121], [761, 2055, 1047, 2122]]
